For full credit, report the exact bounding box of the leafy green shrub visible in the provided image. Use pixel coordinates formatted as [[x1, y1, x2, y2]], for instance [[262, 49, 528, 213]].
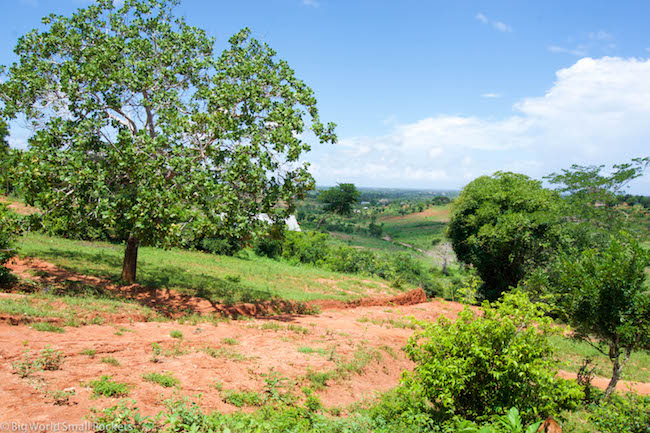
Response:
[[88, 375, 130, 398], [0, 204, 22, 286], [589, 392, 650, 433], [222, 389, 263, 407], [403, 292, 583, 422], [169, 329, 183, 339], [142, 372, 179, 388], [89, 399, 160, 433]]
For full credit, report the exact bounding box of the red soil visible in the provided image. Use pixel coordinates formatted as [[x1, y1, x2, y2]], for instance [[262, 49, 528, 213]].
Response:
[[0, 257, 647, 429]]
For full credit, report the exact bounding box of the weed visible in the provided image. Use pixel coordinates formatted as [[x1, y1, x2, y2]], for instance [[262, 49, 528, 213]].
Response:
[[297, 346, 328, 356], [222, 389, 263, 407], [80, 348, 96, 358], [101, 357, 120, 366], [142, 372, 179, 388], [47, 389, 75, 405], [169, 330, 183, 339], [12, 346, 64, 377], [287, 324, 310, 334], [379, 345, 399, 359], [221, 337, 238, 345], [260, 322, 282, 332], [32, 322, 64, 333], [150, 343, 162, 363], [201, 347, 247, 362], [87, 376, 130, 398]]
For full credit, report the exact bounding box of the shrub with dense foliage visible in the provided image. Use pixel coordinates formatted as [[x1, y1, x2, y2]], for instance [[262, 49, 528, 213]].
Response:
[[0, 204, 22, 286], [403, 292, 583, 422], [447, 172, 563, 300], [255, 231, 444, 297]]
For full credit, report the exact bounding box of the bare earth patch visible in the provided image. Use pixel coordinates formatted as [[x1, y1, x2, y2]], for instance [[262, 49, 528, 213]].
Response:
[[0, 257, 647, 427]]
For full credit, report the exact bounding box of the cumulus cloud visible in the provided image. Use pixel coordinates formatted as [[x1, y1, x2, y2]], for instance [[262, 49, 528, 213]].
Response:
[[314, 57, 650, 190]]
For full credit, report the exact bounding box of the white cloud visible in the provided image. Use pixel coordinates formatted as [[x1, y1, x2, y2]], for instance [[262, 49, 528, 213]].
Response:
[[314, 57, 650, 191], [492, 21, 512, 33], [481, 92, 502, 99], [549, 31, 616, 57], [476, 12, 513, 33], [547, 45, 588, 57], [302, 0, 319, 8]]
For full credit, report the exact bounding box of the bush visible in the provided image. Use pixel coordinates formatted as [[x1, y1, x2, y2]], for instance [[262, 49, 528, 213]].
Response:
[[0, 204, 22, 286], [403, 292, 583, 422], [589, 392, 650, 433]]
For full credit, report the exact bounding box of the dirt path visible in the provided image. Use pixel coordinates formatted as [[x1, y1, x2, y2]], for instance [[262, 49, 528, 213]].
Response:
[[0, 257, 647, 428]]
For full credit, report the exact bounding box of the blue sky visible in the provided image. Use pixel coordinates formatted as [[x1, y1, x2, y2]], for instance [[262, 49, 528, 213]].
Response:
[[3, 0, 650, 192]]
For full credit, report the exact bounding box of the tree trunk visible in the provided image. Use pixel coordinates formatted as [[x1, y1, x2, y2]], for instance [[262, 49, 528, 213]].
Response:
[[316, 215, 327, 230], [121, 235, 139, 283], [604, 348, 632, 399], [604, 360, 622, 399]]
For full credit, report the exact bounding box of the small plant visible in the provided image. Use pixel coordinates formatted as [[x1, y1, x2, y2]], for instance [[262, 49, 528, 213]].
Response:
[[80, 348, 97, 358], [101, 356, 121, 366], [87, 375, 130, 398], [287, 324, 310, 334], [142, 372, 179, 388], [47, 389, 75, 406], [12, 350, 40, 378], [202, 347, 247, 361], [37, 346, 65, 371], [221, 337, 238, 345], [169, 329, 183, 339], [260, 322, 282, 332], [222, 389, 263, 407], [32, 322, 64, 333], [12, 346, 64, 377], [150, 342, 162, 363]]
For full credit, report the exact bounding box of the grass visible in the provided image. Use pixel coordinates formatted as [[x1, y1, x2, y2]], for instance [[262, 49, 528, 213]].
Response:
[[142, 372, 179, 388], [87, 375, 130, 398], [100, 356, 121, 366], [221, 389, 263, 407], [0, 282, 158, 325], [357, 316, 418, 329], [202, 347, 248, 362], [303, 344, 384, 390], [18, 232, 400, 304], [169, 329, 183, 339], [221, 337, 238, 345], [80, 348, 97, 358], [297, 346, 328, 356], [31, 322, 65, 333], [551, 336, 650, 383]]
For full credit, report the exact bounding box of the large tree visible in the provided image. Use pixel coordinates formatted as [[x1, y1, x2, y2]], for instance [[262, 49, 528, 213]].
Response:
[[1, 0, 336, 282], [447, 172, 562, 300], [315, 183, 360, 229]]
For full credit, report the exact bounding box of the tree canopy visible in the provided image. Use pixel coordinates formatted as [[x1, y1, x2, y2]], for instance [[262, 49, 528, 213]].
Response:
[[1, 0, 336, 282], [315, 183, 360, 229], [447, 172, 563, 300]]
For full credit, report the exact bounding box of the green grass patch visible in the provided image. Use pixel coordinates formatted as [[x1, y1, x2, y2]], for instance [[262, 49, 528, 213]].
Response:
[[87, 376, 130, 398], [202, 347, 247, 362], [169, 329, 183, 339], [142, 372, 179, 388], [221, 389, 263, 407], [551, 335, 650, 383], [18, 232, 396, 303], [221, 337, 238, 345], [80, 348, 96, 358], [100, 356, 120, 366], [31, 322, 65, 333]]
